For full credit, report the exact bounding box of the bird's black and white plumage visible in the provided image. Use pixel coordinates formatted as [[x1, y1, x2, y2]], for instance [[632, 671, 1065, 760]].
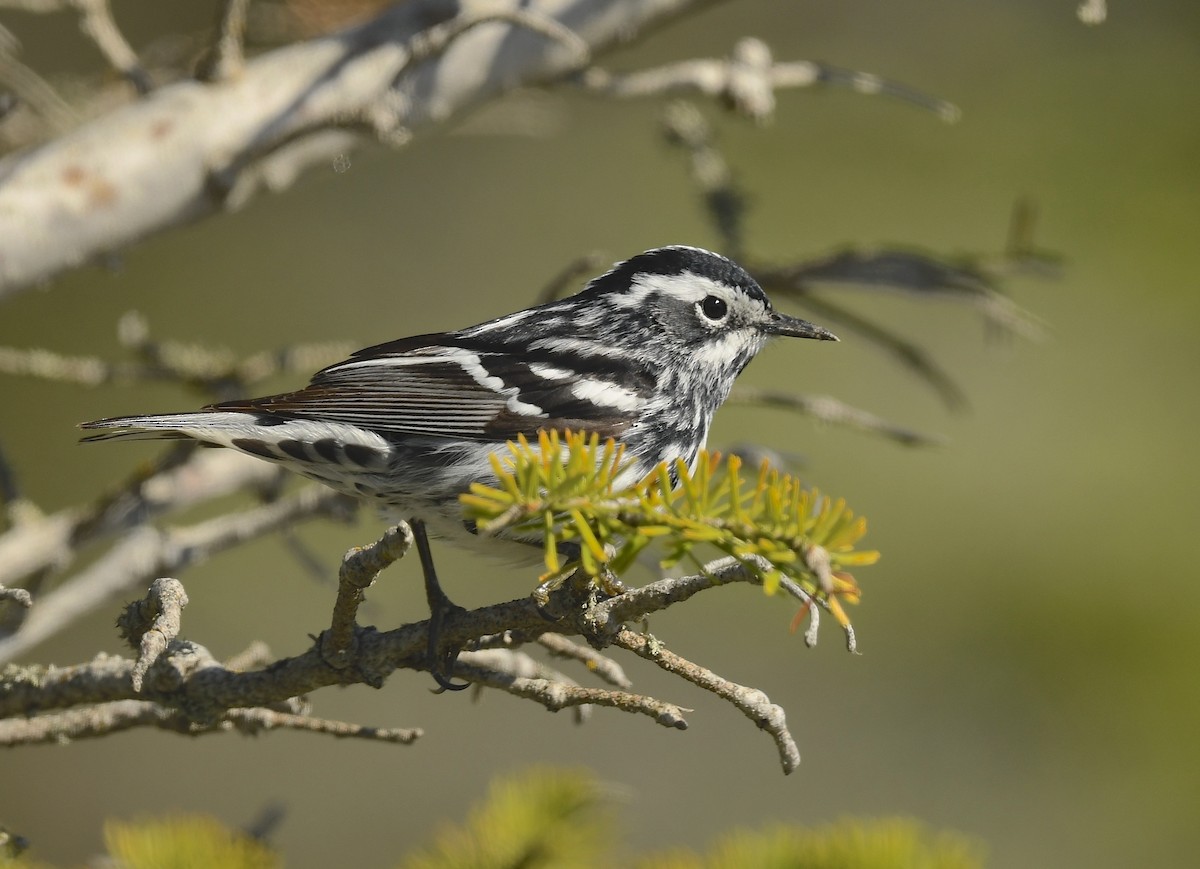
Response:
[[82, 246, 836, 552]]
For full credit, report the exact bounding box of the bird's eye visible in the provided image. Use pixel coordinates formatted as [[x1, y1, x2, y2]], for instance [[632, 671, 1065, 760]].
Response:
[[699, 295, 728, 321]]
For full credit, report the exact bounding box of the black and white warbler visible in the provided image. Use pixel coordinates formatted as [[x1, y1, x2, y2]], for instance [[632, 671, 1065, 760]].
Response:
[[82, 245, 837, 685]]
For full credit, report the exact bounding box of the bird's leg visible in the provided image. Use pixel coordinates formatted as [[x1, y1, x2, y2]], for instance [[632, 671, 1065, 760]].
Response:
[[410, 518, 469, 691]]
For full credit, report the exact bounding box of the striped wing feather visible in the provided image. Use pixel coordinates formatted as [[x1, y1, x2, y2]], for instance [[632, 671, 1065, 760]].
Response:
[[210, 342, 645, 441]]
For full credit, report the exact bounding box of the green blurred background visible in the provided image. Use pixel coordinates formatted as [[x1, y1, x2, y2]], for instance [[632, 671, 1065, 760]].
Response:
[[2, 1, 1198, 866]]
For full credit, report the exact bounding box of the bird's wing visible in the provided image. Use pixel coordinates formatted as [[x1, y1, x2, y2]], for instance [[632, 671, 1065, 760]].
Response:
[[210, 336, 653, 441]]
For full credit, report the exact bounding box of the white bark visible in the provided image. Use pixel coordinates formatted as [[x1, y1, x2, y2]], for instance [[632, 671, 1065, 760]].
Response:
[[0, 0, 711, 298]]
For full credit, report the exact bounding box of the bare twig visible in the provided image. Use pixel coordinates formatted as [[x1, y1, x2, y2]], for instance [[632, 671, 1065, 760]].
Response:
[[459, 647, 594, 723], [0, 543, 843, 771], [0, 335, 353, 392], [586, 556, 764, 632], [535, 633, 632, 689], [0, 698, 422, 745], [117, 577, 189, 692], [757, 285, 970, 410], [220, 706, 421, 743], [728, 387, 943, 447], [582, 36, 959, 123], [0, 585, 32, 608], [71, 0, 153, 94], [322, 523, 414, 668], [453, 656, 689, 730], [663, 100, 745, 259], [197, 0, 251, 83], [534, 252, 607, 305], [0, 23, 77, 131], [0, 485, 347, 663], [224, 640, 273, 673], [612, 628, 800, 774]]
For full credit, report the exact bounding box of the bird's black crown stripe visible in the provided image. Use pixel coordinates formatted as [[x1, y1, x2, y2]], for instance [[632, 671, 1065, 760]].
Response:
[[583, 246, 769, 307]]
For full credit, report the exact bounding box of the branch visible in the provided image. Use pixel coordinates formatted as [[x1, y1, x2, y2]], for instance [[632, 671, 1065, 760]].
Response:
[[0, 312, 354, 394], [117, 576, 189, 692], [71, 0, 152, 93], [0, 535, 835, 772], [453, 655, 690, 729], [321, 523, 414, 668], [0, 698, 423, 745], [534, 632, 632, 689], [196, 0, 251, 83], [727, 387, 944, 447], [662, 99, 745, 258], [0, 23, 78, 131], [0, 448, 286, 591], [0, 0, 714, 298], [0, 483, 348, 663], [581, 36, 960, 123], [613, 628, 801, 774]]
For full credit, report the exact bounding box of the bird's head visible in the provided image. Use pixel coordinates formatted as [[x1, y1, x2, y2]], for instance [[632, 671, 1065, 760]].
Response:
[[581, 245, 837, 382]]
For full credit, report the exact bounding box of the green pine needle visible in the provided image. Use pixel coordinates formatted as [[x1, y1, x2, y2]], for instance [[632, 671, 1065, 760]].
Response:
[[461, 431, 879, 632]]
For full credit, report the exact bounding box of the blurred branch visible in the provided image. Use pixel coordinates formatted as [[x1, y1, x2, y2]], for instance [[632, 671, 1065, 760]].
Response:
[[0, 311, 354, 399], [663, 100, 745, 259], [581, 36, 961, 124], [653, 71, 1050, 410], [196, 0, 251, 83], [534, 251, 608, 306], [764, 288, 970, 409], [753, 245, 1047, 341], [0, 22, 78, 131], [1077, 0, 1107, 25], [0, 0, 704, 299], [73, 0, 153, 93], [535, 632, 632, 689], [0, 477, 352, 663], [728, 387, 944, 447], [747, 202, 1053, 409], [0, 448, 290, 593], [0, 585, 31, 609], [0, 698, 424, 745], [0, 0, 151, 92]]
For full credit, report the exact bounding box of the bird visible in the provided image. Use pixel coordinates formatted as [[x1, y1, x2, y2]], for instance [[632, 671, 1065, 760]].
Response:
[[81, 245, 838, 687]]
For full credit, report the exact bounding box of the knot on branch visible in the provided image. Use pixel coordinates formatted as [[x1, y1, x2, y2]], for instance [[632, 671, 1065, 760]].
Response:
[[540, 571, 629, 651], [320, 523, 413, 675], [116, 576, 189, 692], [317, 624, 391, 689]]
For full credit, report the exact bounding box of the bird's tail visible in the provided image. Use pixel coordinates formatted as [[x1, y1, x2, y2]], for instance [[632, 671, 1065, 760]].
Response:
[[79, 411, 265, 446], [80, 411, 394, 470]]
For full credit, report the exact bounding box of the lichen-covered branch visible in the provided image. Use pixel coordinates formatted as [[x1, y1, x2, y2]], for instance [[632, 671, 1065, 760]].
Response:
[[612, 628, 801, 774], [321, 523, 414, 668], [0, 532, 835, 772]]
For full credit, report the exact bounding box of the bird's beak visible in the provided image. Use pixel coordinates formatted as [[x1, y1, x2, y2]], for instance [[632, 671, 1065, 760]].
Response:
[[768, 312, 839, 341]]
